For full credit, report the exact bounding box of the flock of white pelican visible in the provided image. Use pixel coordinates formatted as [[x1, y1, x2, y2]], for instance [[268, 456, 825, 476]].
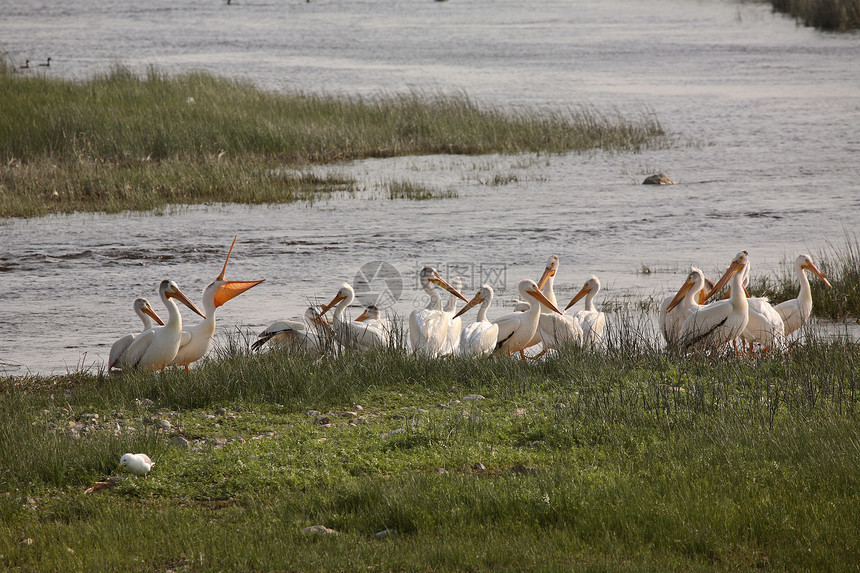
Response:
[[107, 239, 832, 372]]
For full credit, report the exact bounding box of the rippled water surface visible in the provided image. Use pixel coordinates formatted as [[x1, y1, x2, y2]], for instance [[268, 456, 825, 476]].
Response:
[[2, 0, 859, 375]]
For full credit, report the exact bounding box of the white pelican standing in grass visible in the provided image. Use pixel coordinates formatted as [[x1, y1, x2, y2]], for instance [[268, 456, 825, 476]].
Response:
[[409, 267, 467, 357], [321, 283, 390, 350], [675, 251, 749, 354], [107, 298, 165, 370], [659, 267, 709, 350], [172, 237, 265, 370], [117, 280, 206, 371], [492, 279, 563, 356], [454, 284, 500, 356], [565, 275, 606, 349], [252, 306, 333, 354], [440, 276, 463, 356], [737, 262, 786, 353], [774, 254, 832, 336], [525, 255, 582, 357]]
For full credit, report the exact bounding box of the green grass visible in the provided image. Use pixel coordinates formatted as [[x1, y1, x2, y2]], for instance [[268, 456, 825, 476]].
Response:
[[761, 0, 860, 30], [0, 62, 665, 218], [2, 334, 859, 571], [386, 179, 457, 200]]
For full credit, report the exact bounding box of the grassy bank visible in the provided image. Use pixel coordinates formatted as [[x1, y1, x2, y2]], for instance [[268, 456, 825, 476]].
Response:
[[2, 336, 859, 571], [762, 0, 860, 30], [0, 62, 665, 218]]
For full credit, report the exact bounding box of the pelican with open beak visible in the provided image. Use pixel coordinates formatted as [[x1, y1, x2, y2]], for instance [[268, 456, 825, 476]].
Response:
[[172, 236, 265, 370]]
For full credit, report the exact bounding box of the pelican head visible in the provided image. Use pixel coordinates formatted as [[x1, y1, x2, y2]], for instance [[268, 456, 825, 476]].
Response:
[[565, 275, 600, 311], [521, 279, 563, 314], [355, 304, 382, 322], [537, 254, 560, 290], [453, 284, 494, 319], [421, 267, 468, 302], [321, 283, 355, 314], [799, 254, 832, 288], [207, 236, 265, 308], [133, 297, 165, 326], [703, 251, 749, 301], [665, 267, 705, 314], [161, 280, 207, 318]]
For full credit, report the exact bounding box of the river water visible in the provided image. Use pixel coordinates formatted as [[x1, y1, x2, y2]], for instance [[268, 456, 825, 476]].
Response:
[[1, 0, 859, 375]]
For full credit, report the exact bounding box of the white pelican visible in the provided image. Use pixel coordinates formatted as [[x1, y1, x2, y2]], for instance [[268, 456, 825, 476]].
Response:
[[736, 263, 786, 353], [118, 453, 154, 476], [107, 298, 165, 370], [252, 306, 333, 354], [409, 267, 467, 357], [532, 255, 583, 356], [492, 279, 563, 356], [321, 283, 390, 350], [454, 284, 500, 356], [774, 254, 832, 336], [355, 304, 391, 334], [675, 251, 749, 354], [117, 280, 206, 371], [565, 275, 606, 349], [440, 276, 463, 356], [172, 237, 264, 370], [659, 267, 708, 350]]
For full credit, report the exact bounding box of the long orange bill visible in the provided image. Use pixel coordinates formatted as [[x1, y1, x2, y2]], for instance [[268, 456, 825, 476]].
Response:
[[429, 273, 468, 302], [702, 260, 745, 302], [453, 293, 485, 319], [141, 302, 166, 326], [564, 284, 591, 311], [355, 309, 371, 322], [217, 235, 237, 281], [665, 279, 695, 314], [168, 287, 207, 319], [321, 292, 348, 314], [537, 265, 556, 290], [528, 287, 563, 315], [804, 262, 833, 288], [214, 280, 265, 307]]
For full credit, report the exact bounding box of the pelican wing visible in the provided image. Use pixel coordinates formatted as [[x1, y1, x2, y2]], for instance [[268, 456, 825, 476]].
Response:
[[108, 334, 135, 370], [120, 328, 158, 369], [460, 321, 499, 356]]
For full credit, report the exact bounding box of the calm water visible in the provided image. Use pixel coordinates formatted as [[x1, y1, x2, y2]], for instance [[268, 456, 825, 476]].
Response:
[[2, 0, 859, 375]]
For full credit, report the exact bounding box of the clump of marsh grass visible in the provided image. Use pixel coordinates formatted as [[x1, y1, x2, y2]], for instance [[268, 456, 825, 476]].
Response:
[[385, 179, 457, 200], [0, 62, 665, 217], [759, 0, 860, 30]]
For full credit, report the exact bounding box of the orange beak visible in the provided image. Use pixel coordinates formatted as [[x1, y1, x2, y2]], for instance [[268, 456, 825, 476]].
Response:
[[355, 309, 370, 322], [453, 292, 486, 319], [321, 292, 348, 314], [167, 286, 207, 319], [141, 301, 165, 326], [429, 272, 468, 302], [665, 278, 696, 314], [537, 265, 556, 290], [212, 235, 265, 307], [528, 286, 563, 314], [803, 261, 833, 288], [703, 259, 745, 302], [564, 284, 591, 311]]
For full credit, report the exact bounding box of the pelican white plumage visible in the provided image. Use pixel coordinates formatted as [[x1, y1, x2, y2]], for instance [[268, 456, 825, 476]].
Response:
[[492, 279, 563, 356], [454, 284, 499, 356], [440, 276, 463, 356], [537, 255, 583, 355], [736, 263, 786, 353], [117, 280, 206, 371], [565, 275, 606, 349], [252, 306, 333, 354], [409, 267, 467, 357], [107, 298, 165, 370], [659, 267, 708, 350], [675, 251, 750, 354], [172, 237, 264, 370], [321, 283, 390, 350], [774, 254, 832, 336]]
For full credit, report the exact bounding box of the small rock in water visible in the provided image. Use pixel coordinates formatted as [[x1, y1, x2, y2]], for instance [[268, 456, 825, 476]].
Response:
[[642, 173, 675, 185], [302, 525, 338, 535]]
